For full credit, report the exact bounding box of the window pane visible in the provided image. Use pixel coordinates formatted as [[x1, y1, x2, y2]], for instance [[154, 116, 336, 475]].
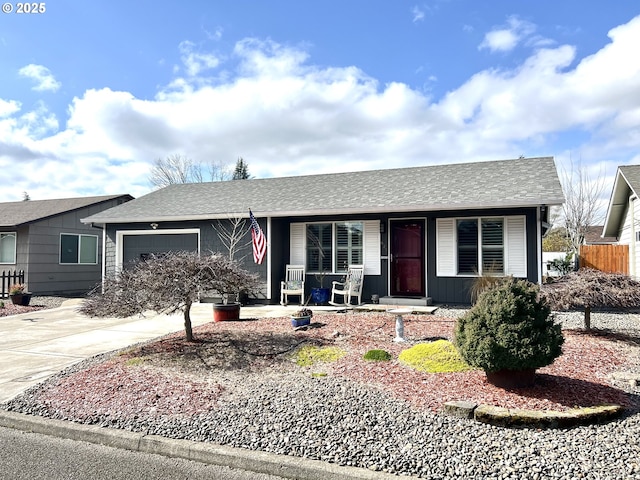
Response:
[[0, 233, 16, 263], [335, 222, 363, 272], [306, 224, 332, 272], [457, 220, 478, 274], [482, 219, 504, 273], [79, 235, 98, 264], [60, 234, 79, 263]]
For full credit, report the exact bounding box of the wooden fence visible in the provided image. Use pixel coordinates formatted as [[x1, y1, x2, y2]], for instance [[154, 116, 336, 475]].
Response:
[[1, 270, 25, 298], [579, 245, 629, 274]]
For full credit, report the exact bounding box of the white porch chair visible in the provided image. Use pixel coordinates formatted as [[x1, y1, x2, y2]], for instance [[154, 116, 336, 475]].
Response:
[[280, 264, 305, 306], [329, 264, 365, 306]]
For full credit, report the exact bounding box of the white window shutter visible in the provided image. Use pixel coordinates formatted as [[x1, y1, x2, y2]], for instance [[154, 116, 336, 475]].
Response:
[[290, 223, 305, 265], [437, 218, 456, 276], [363, 220, 381, 275], [505, 216, 527, 277]]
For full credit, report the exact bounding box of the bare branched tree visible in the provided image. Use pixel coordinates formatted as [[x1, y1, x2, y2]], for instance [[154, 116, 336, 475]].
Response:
[[542, 268, 640, 329], [212, 215, 252, 262], [149, 155, 233, 188], [79, 251, 259, 341], [560, 160, 607, 254]]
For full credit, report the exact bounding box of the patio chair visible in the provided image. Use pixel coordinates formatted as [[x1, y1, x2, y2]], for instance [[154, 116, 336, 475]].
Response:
[[280, 264, 305, 306], [329, 264, 364, 306]]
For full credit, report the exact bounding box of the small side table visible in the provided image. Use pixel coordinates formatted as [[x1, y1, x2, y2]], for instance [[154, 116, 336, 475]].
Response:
[[388, 308, 412, 342]]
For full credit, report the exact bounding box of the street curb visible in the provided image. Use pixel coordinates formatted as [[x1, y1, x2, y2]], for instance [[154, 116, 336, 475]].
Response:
[[0, 410, 407, 480]]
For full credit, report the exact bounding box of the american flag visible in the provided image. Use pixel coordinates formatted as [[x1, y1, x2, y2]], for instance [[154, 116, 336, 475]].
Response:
[[249, 209, 267, 264]]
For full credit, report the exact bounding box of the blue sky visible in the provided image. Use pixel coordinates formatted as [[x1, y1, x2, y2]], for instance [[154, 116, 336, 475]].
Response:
[[1, 1, 639, 218]]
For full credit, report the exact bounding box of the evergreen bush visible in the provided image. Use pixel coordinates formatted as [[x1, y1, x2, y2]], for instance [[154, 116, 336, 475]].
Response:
[[363, 349, 392, 361], [454, 278, 564, 373]]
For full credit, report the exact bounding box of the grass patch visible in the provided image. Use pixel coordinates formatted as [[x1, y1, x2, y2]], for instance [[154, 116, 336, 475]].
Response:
[[398, 340, 473, 373], [125, 357, 146, 367], [294, 345, 346, 367], [363, 349, 392, 361]]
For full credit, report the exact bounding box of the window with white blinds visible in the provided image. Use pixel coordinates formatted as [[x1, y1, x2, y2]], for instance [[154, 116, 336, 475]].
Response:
[[290, 220, 380, 275], [437, 216, 526, 277]]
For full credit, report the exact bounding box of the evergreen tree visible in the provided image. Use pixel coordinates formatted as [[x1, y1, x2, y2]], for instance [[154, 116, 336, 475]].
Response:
[[232, 157, 250, 180]]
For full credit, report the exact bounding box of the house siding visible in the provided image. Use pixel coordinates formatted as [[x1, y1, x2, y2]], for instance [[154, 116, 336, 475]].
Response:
[[427, 207, 540, 304], [617, 195, 640, 278], [22, 199, 129, 295]]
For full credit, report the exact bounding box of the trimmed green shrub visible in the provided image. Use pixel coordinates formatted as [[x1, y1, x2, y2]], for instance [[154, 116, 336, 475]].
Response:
[[398, 340, 472, 373], [454, 278, 564, 373], [363, 349, 392, 362]]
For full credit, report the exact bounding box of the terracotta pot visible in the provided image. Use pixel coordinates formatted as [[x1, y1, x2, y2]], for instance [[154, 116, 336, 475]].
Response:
[[213, 303, 241, 322], [485, 368, 536, 388]]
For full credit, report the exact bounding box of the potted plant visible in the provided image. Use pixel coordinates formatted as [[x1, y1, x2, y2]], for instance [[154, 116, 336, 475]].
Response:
[[310, 270, 331, 305], [291, 307, 313, 328], [9, 283, 32, 306]]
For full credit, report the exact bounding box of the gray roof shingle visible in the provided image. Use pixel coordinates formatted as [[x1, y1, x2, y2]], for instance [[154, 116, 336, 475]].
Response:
[[0, 194, 132, 228], [83, 157, 564, 224]]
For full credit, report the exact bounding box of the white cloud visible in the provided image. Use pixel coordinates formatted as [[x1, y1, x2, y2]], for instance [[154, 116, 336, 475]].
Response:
[[1, 15, 640, 204], [18, 64, 62, 92], [178, 40, 221, 76], [412, 6, 425, 23], [479, 15, 537, 53]]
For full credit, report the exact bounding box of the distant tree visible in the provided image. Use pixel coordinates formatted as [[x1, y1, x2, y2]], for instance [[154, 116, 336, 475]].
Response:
[[80, 251, 259, 342], [543, 227, 571, 252], [149, 154, 232, 188], [22, 192, 30, 201], [232, 157, 250, 180], [560, 160, 606, 255]]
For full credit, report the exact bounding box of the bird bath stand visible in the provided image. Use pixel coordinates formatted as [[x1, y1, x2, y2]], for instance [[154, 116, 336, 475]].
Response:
[[388, 308, 412, 342]]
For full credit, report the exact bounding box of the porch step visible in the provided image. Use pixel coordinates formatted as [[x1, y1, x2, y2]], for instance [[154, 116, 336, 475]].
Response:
[[379, 296, 433, 306]]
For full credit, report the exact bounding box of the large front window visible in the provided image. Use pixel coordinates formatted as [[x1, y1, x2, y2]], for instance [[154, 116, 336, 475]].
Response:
[[456, 218, 504, 274], [306, 222, 363, 273], [0, 233, 16, 264], [60, 234, 98, 265]]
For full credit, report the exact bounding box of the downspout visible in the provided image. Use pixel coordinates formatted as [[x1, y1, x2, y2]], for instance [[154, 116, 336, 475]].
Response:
[[631, 195, 637, 278], [536, 206, 542, 284], [267, 217, 272, 301], [101, 224, 107, 293]]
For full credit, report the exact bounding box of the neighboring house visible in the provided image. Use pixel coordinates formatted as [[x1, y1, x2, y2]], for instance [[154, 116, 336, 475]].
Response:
[[603, 165, 640, 277], [82, 157, 564, 305], [582, 226, 617, 245], [0, 194, 133, 296]]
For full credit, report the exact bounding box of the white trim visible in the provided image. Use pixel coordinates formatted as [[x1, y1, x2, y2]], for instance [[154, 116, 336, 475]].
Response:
[[266, 217, 272, 300], [115, 228, 201, 271], [0, 232, 17, 264]]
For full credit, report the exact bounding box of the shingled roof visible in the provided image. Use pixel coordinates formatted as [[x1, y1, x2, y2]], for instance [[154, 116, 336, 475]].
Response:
[[603, 165, 640, 237], [82, 157, 564, 224], [0, 194, 133, 228]]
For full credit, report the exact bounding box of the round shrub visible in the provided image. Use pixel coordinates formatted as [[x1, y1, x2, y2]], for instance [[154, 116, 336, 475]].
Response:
[[398, 340, 472, 373], [363, 349, 392, 362], [454, 278, 564, 373]]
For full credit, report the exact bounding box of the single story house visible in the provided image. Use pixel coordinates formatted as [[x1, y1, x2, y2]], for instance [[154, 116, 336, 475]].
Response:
[[0, 194, 133, 296], [603, 164, 640, 277], [82, 157, 564, 305]]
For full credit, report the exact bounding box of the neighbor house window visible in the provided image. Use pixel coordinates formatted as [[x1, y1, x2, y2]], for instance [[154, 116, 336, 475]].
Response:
[[306, 222, 364, 273], [438, 216, 524, 277], [60, 234, 98, 264], [0, 233, 17, 264]]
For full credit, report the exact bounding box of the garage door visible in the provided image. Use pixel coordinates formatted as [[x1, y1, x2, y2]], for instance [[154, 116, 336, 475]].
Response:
[[122, 233, 199, 267]]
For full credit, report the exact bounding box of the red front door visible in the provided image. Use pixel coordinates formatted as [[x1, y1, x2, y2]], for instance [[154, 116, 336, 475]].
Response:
[[390, 220, 425, 296]]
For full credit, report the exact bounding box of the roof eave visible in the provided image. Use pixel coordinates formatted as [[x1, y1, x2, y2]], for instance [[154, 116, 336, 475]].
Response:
[[82, 198, 565, 224]]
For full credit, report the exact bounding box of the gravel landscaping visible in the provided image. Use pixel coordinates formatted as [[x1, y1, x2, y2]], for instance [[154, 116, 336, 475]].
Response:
[[2, 305, 640, 478]]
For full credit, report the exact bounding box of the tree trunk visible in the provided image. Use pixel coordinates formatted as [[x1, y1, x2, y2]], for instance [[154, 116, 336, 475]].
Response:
[[184, 300, 194, 342], [584, 306, 591, 330]]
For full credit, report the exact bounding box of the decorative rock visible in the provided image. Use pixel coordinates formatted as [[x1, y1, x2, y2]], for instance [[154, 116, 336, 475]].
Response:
[[442, 401, 477, 419]]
